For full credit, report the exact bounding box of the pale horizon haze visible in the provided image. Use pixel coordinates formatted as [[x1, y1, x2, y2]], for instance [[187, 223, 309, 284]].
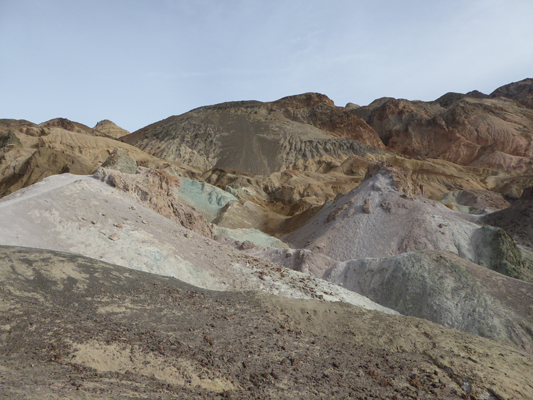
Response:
[[1, 0, 532, 132]]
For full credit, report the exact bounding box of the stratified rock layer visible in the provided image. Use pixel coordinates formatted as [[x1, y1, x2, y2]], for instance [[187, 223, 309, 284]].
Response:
[[352, 80, 533, 172]]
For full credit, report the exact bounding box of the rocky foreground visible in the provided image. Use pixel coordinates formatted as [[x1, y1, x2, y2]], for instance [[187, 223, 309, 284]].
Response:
[[2, 246, 532, 399]]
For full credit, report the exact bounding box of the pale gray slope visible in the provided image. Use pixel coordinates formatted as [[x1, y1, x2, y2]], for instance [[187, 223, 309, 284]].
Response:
[[323, 250, 533, 353], [285, 166, 531, 281], [0, 173, 395, 314]]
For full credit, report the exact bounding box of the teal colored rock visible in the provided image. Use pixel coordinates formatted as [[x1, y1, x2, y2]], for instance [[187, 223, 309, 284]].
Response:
[[177, 177, 238, 222]]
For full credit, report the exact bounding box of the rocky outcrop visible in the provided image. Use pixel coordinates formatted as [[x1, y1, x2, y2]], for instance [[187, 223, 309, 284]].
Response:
[[101, 148, 137, 174], [94, 167, 213, 238], [0, 131, 22, 148], [352, 83, 533, 172], [489, 77, 533, 108], [122, 93, 385, 175], [441, 188, 511, 213], [231, 244, 338, 278], [472, 225, 533, 281]]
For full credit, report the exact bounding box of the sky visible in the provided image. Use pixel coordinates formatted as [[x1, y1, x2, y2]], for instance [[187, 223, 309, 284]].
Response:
[[1, 0, 532, 132]]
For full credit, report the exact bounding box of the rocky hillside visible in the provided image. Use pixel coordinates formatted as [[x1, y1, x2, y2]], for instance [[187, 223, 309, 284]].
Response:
[[0, 118, 201, 198], [122, 93, 386, 175], [351, 78, 533, 172], [489, 77, 533, 108]]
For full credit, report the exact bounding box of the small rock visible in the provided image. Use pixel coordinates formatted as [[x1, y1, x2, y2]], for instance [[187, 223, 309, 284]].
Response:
[[108, 233, 120, 241], [363, 198, 372, 214], [91, 220, 97, 225], [113, 223, 123, 228], [240, 240, 255, 250]]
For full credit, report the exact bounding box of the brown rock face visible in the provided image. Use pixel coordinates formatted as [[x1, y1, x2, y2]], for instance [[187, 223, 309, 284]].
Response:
[[364, 161, 424, 199], [39, 117, 131, 140], [352, 87, 533, 172], [269, 93, 384, 145], [40, 117, 81, 132], [122, 93, 385, 175], [0, 146, 94, 198]]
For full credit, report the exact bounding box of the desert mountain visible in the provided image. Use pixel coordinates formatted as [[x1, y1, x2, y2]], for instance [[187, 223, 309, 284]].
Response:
[[0, 171, 394, 311], [93, 119, 130, 139], [38, 117, 130, 139], [285, 162, 533, 279], [2, 79, 533, 399], [122, 93, 386, 175]]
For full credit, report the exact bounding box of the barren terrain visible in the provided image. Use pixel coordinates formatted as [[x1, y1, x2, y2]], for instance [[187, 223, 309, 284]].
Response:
[[1, 79, 533, 399]]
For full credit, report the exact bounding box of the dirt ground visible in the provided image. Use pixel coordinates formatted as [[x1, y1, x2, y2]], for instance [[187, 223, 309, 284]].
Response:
[[1, 246, 532, 399]]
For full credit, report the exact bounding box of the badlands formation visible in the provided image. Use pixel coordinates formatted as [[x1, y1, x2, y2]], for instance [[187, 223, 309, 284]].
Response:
[[1, 78, 533, 399]]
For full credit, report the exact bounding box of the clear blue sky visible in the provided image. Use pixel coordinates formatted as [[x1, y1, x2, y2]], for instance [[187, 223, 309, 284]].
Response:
[[1, 0, 532, 132]]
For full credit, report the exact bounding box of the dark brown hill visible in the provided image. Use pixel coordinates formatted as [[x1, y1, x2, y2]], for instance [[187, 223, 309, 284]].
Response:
[[489, 77, 533, 108], [483, 186, 533, 248], [122, 93, 385, 175]]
